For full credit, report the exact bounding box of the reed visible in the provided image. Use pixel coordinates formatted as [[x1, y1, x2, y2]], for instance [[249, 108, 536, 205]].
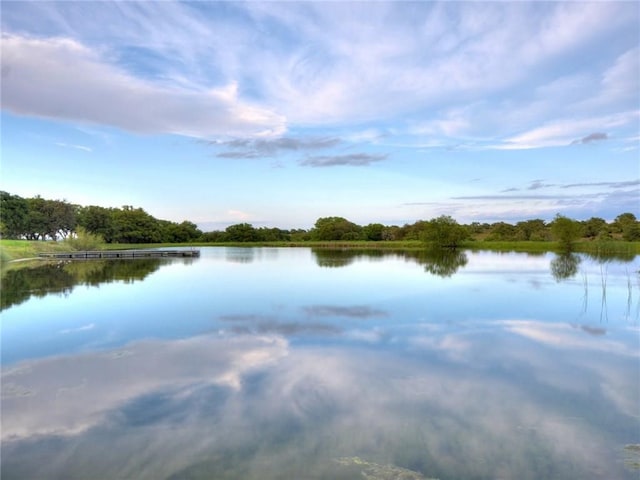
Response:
[[600, 265, 608, 322]]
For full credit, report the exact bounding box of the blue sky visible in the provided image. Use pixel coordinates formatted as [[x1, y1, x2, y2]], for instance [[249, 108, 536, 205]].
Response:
[[1, 1, 638, 230]]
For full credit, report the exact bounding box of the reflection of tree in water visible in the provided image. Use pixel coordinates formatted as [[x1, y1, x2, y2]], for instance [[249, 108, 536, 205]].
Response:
[[1, 263, 75, 310], [312, 248, 469, 277], [1, 259, 166, 310], [406, 248, 469, 278], [312, 248, 468, 277], [550, 253, 581, 281], [312, 249, 386, 268], [225, 248, 255, 264], [584, 249, 637, 263]]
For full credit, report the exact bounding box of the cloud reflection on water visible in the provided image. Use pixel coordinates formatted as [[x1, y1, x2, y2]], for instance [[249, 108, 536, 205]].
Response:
[[2, 319, 638, 479], [302, 305, 388, 319]]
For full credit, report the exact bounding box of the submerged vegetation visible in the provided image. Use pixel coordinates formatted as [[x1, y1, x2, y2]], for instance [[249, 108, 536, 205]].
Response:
[[333, 457, 436, 480], [624, 444, 640, 470]]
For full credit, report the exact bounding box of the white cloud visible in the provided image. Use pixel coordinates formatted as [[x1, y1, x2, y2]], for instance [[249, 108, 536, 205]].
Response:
[[55, 142, 93, 153], [227, 210, 252, 221], [1, 2, 637, 148], [1, 34, 286, 139], [501, 320, 639, 356], [1, 334, 288, 439], [498, 111, 639, 150], [59, 323, 95, 334]]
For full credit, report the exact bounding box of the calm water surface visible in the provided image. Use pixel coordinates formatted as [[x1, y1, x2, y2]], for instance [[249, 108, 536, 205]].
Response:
[[2, 247, 639, 479]]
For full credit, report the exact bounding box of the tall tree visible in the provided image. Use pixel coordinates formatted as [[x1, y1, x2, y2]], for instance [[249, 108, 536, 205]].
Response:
[[77, 206, 115, 242], [311, 217, 362, 241], [582, 217, 608, 239], [515, 219, 547, 240], [0, 191, 29, 238], [363, 223, 385, 241], [110, 206, 163, 243], [550, 214, 582, 251], [225, 223, 260, 242], [422, 215, 468, 248], [612, 213, 640, 241]]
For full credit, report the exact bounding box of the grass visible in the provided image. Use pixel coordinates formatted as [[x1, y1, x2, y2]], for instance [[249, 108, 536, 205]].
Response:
[[0, 239, 75, 262]]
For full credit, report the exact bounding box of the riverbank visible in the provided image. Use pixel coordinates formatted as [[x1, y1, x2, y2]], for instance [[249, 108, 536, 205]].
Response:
[[3, 238, 640, 263]]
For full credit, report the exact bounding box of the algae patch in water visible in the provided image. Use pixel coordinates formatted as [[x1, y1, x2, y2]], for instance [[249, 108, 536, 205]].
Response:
[[334, 456, 438, 480], [624, 444, 640, 470]]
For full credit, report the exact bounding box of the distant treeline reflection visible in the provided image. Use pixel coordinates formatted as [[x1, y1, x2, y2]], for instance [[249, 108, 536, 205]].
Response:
[[3, 249, 635, 310], [313, 248, 637, 281], [1, 259, 168, 310], [312, 248, 468, 277]]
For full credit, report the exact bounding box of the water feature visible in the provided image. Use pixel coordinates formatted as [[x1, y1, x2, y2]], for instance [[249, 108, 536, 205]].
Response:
[[1, 247, 639, 479]]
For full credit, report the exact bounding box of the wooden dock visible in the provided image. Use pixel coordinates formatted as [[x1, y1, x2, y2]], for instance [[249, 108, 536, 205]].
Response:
[[38, 249, 200, 259]]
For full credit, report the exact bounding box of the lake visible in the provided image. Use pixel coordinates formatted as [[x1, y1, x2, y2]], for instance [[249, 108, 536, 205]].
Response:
[[1, 247, 639, 479]]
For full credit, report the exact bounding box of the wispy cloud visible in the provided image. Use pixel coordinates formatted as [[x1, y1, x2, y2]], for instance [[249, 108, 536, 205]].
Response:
[[218, 314, 275, 323], [571, 132, 608, 145], [2, 34, 285, 139], [527, 180, 554, 191], [213, 137, 340, 159], [231, 321, 342, 337], [302, 305, 388, 319], [2, 2, 638, 149], [497, 111, 638, 150], [500, 179, 639, 195], [55, 142, 92, 153], [299, 153, 387, 168], [59, 323, 95, 334], [561, 180, 640, 189]]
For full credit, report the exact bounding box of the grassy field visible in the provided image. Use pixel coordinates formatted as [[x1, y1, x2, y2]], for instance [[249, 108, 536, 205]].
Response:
[[0, 239, 77, 263], [2, 238, 639, 264]]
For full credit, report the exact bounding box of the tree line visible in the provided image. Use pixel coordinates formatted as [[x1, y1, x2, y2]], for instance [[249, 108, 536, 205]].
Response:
[[1, 191, 639, 246], [0, 192, 201, 243]]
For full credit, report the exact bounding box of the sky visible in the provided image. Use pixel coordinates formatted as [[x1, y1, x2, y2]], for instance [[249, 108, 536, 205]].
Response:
[[1, 1, 639, 231]]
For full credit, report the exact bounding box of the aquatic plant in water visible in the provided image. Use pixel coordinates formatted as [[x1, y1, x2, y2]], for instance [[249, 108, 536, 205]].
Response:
[[334, 457, 438, 480]]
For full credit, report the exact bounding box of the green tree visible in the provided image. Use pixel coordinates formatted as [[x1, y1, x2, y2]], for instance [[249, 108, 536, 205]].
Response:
[[46, 199, 77, 239], [550, 214, 582, 251], [163, 220, 202, 242], [24, 196, 49, 240], [77, 206, 115, 242], [110, 206, 163, 243], [515, 219, 547, 241], [256, 227, 290, 242], [381, 225, 400, 240], [397, 220, 429, 240], [582, 217, 608, 239], [612, 213, 640, 241], [363, 223, 385, 241], [200, 230, 227, 242], [486, 222, 517, 241], [422, 215, 468, 248], [289, 229, 310, 241], [311, 217, 362, 241], [0, 191, 29, 238], [468, 222, 491, 236], [225, 223, 260, 242]]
